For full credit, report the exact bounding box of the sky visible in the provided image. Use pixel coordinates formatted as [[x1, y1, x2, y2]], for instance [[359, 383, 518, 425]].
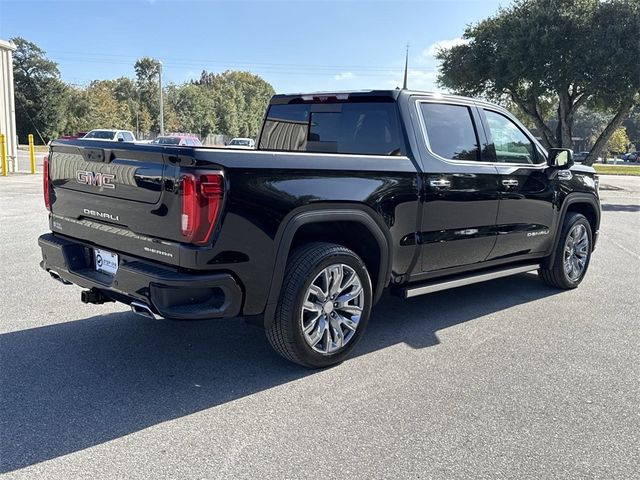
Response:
[[0, 0, 509, 94]]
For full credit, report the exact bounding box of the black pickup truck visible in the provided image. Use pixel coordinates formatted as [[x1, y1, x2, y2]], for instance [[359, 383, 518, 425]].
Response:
[[39, 90, 600, 367]]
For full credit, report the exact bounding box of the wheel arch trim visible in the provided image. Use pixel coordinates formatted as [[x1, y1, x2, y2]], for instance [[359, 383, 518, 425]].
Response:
[[263, 204, 392, 327], [545, 193, 600, 268]]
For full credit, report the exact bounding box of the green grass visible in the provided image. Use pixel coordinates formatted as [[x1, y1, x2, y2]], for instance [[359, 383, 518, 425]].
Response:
[[593, 164, 640, 176]]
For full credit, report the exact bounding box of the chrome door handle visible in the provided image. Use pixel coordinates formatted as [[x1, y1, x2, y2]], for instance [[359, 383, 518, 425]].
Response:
[[430, 179, 451, 189], [502, 179, 519, 187]]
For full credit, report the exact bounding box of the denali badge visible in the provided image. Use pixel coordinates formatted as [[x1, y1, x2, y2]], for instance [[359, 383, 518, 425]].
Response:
[[76, 170, 116, 189], [527, 230, 549, 237], [83, 208, 120, 222]]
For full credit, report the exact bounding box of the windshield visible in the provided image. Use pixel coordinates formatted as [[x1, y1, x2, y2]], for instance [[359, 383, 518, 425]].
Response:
[[229, 139, 251, 146], [151, 136, 181, 145], [84, 130, 116, 140]]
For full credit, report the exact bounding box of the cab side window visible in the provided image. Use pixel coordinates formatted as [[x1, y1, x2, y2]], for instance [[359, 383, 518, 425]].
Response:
[[420, 103, 480, 161], [259, 104, 310, 151], [483, 110, 539, 164], [259, 102, 404, 155]]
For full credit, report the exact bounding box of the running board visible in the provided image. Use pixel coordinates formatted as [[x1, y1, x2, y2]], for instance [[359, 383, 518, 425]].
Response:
[[402, 264, 540, 298]]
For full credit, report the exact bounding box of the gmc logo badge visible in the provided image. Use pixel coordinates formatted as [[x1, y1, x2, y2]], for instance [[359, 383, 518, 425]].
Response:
[[76, 170, 116, 189]]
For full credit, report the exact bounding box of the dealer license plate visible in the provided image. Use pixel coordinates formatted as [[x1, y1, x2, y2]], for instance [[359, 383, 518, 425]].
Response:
[[94, 248, 119, 275]]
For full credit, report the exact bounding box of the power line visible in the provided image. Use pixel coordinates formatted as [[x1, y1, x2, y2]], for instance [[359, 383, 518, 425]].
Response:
[[46, 49, 430, 73], [50, 56, 424, 80]]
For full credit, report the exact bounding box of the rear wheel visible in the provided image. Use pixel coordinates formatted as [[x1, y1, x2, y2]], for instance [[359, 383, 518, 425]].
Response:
[[539, 212, 592, 289], [266, 242, 372, 368]]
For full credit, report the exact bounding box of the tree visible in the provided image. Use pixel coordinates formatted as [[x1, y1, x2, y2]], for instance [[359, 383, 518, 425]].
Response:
[[60, 80, 133, 134], [11, 37, 67, 143], [10, 38, 276, 142], [198, 70, 274, 138], [622, 104, 640, 150], [134, 57, 161, 134], [436, 0, 640, 165], [83, 81, 132, 130], [606, 127, 630, 156], [62, 85, 90, 134], [573, 108, 611, 146], [107, 77, 139, 135], [167, 83, 217, 137]]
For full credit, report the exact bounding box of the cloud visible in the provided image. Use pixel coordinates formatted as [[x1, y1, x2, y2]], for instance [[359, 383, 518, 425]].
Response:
[[423, 37, 468, 59], [333, 72, 356, 81]]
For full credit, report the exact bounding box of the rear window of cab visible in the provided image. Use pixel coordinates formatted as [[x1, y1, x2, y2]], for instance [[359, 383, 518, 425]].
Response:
[[259, 102, 405, 156]]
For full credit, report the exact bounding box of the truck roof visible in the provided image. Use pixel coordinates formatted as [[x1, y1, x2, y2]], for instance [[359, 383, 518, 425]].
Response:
[[270, 89, 487, 106]]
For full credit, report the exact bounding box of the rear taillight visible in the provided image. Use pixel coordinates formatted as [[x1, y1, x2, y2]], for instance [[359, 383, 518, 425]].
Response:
[[43, 155, 50, 211], [180, 171, 224, 245]]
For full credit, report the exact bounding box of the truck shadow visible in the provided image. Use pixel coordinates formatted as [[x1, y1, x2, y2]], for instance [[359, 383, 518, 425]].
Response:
[[0, 273, 558, 473], [600, 203, 639, 212]]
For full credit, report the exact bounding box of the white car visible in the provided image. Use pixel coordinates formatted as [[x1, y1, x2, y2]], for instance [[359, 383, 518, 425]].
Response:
[[227, 138, 255, 149], [81, 129, 136, 142]]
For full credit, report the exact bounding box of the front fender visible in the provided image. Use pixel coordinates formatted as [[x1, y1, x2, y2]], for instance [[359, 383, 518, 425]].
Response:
[[544, 192, 601, 268]]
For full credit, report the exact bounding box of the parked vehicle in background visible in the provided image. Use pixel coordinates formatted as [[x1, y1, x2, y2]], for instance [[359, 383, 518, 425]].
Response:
[[60, 131, 88, 140], [573, 151, 590, 163], [81, 129, 136, 142], [151, 135, 202, 146], [227, 137, 255, 149], [623, 151, 639, 162], [39, 89, 601, 368]]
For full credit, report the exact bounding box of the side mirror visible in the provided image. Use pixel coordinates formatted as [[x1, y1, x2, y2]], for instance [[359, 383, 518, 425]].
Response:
[[117, 137, 124, 142], [547, 148, 573, 169]]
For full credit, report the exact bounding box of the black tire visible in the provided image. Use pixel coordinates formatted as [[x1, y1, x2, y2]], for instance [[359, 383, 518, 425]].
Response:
[[266, 242, 373, 368], [538, 212, 593, 289]]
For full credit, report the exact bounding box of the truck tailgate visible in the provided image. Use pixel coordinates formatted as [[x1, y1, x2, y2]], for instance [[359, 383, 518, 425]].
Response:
[[47, 140, 188, 262]]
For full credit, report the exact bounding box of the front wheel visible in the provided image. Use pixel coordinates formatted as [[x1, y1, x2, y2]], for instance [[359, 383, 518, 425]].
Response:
[[266, 242, 372, 368], [539, 212, 593, 289]]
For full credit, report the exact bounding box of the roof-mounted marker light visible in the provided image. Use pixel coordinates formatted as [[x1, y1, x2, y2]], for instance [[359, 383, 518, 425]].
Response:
[[301, 93, 350, 102]]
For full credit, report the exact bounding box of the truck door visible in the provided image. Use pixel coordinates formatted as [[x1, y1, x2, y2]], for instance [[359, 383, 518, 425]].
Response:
[[413, 99, 500, 272], [478, 108, 555, 259]]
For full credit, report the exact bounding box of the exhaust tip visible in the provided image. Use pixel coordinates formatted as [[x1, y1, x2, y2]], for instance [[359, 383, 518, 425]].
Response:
[[131, 301, 160, 320], [49, 270, 72, 285]]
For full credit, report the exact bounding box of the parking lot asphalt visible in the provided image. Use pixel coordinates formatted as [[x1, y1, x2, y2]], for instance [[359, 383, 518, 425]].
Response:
[[1, 174, 638, 479]]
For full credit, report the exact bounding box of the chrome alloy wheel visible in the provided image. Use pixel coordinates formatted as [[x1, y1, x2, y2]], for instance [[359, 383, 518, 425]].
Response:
[[564, 223, 589, 281], [300, 263, 365, 354]]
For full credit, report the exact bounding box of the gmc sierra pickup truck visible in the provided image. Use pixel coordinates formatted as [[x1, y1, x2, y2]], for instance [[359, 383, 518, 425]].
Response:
[[39, 90, 600, 368]]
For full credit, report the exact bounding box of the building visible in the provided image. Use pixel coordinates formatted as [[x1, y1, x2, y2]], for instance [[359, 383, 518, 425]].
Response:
[[0, 39, 17, 172]]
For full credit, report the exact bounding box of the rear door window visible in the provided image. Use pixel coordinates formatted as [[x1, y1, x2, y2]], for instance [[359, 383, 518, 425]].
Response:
[[419, 103, 480, 161], [259, 102, 404, 155]]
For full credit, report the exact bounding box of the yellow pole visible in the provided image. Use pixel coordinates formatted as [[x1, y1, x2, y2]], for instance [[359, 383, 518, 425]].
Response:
[[0, 134, 7, 177], [28, 134, 36, 174]]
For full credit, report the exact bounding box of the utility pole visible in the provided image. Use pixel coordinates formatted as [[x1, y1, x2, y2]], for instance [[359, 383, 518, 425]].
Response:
[[158, 60, 164, 136]]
